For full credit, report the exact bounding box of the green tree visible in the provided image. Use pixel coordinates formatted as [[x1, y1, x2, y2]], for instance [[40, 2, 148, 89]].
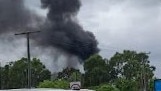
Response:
[[1, 64, 10, 89], [109, 50, 155, 91], [31, 58, 51, 87], [115, 77, 138, 91], [84, 54, 109, 87], [1, 58, 51, 89]]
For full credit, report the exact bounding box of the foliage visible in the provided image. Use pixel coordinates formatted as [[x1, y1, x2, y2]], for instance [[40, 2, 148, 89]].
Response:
[[108, 50, 155, 91], [57, 67, 81, 82], [148, 78, 155, 91], [38, 80, 69, 89], [89, 84, 119, 91], [96, 84, 120, 91], [0, 50, 157, 91], [109, 50, 155, 80], [0, 58, 51, 89], [115, 78, 138, 91], [83, 50, 156, 90], [84, 54, 109, 87]]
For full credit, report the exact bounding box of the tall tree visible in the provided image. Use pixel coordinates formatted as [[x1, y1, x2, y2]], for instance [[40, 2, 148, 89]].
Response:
[[109, 50, 155, 91], [1, 58, 51, 89], [84, 54, 109, 87]]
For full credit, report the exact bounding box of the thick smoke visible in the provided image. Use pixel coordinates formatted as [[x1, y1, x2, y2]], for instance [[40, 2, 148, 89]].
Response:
[[0, 0, 99, 64], [35, 0, 99, 60], [0, 0, 31, 33]]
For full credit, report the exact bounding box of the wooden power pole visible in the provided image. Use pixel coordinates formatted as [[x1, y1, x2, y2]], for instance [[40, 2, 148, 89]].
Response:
[[15, 31, 40, 88]]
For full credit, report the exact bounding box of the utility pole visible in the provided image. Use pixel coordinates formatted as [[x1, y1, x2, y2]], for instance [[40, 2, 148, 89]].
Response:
[[15, 31, 40, 88]]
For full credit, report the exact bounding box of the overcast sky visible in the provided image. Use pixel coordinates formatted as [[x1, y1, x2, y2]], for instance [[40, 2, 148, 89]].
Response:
[[80, 0, 161, 77], [0, 0, 161, 77], [77, 0, 161, 77]]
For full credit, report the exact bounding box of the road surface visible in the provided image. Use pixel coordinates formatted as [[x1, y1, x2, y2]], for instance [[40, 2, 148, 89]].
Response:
[[0, 88, 94, 91]]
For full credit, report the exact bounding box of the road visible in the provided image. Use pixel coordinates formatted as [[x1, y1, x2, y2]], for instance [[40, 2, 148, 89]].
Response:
[[0, 88, 94, 91]]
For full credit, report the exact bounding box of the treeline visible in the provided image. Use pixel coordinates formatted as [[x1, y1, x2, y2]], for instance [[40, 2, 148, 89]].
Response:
[[39, 50, 156, 91], [0, 58, 51, 89], [0, 50, 156, 91], [83, 50, 156, 91]]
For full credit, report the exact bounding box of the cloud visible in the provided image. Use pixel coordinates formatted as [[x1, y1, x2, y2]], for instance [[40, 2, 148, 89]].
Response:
[[78, 0, 161, 77], [0, 34, 26, 65]]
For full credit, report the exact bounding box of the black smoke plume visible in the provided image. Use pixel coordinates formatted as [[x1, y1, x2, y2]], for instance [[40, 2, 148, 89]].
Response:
[[0, 0, 31, 33], [0, 0, 99, 62], [37, 0, 99, 60]]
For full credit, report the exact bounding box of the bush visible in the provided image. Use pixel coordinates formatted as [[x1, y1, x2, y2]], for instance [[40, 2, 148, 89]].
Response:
[[89, 84, 119, 91], [97, 84, 120, 91], [38, 80, 69, 89]]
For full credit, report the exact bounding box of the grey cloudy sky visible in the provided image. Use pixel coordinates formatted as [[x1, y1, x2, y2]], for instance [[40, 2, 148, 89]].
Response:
[[0, 0, 161, 77], [77, 0, 161, 77], [78, 0, 161, 77]]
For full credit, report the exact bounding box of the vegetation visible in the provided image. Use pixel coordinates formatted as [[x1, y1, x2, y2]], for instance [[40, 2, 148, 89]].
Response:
[[0, 50, 156, 91], [0, 58, 51, 89], [57, 67, 81, 82], [38, 80, 69, 89], [96, 84, 120, 91], [84, 54, 109, 86], [84, 50, 155, 91]]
